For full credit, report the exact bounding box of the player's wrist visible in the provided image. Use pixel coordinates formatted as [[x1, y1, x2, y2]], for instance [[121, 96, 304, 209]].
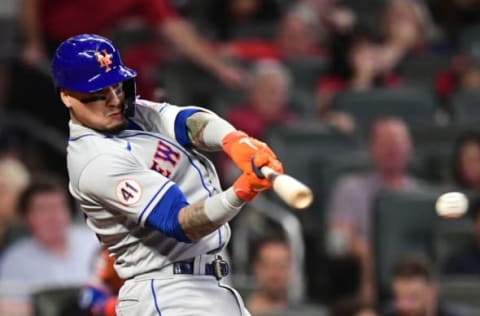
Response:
[[221, 130, 248, 154], [204, 187, 246, 223]]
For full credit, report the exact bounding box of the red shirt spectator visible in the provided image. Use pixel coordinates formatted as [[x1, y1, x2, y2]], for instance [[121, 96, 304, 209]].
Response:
[[40, 0, 178, 43]]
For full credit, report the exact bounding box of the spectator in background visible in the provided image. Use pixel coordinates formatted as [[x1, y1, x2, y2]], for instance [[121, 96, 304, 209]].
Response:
[[0, 175, 99, 316], [383, 255, 469, 316], [220, 59, 295, 184], [442, 197, 480, 276], [327, 117, 418, 302], [435, 53, 480, 105], [0, 158, 30, 254], [315, 27, 400, 133], [219, 4, 328, 62], [225, 59, 295, 139], [451, 131, 480, 193], [246, 236, 293, 316], [299, 0, 356, 38], [378, 0, 442, 74]]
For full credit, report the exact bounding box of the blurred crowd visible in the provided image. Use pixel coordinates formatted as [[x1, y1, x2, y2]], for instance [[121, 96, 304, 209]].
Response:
[[1, 0, 480, 315]]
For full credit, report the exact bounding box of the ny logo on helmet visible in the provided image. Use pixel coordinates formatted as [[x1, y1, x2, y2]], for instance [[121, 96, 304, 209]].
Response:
[[95, 49, 113, 72]]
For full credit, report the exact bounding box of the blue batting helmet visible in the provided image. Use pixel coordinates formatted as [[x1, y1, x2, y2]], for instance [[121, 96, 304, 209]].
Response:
[[51, 34, 137, 93], [51, 34, 137, 115]]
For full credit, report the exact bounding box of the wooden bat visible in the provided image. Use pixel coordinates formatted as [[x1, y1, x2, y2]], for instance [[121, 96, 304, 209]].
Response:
[[260, 166, 313, 210]]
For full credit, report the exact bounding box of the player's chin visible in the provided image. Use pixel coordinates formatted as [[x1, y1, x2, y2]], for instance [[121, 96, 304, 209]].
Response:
[[102, 117, 128, 134]]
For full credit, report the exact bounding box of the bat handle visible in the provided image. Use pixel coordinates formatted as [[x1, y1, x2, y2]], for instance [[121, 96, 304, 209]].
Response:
[[260, 166, 314, 210], [259, 166, 279, 181]]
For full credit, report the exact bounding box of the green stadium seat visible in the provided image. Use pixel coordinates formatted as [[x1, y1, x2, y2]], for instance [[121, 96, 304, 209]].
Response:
[[284, 56, 330, 91], [410, 124, 467, 183], [434, 217, 474, 272], [265, 122, 362, 187], [331, 89, 437, 133], [400, 55, 451, 90], [372, 188, 442, 296], [461, 23, 480, 60], [32, 286, 86, 316], [438, 277, 480, 312], [451, 91, 480, 126]]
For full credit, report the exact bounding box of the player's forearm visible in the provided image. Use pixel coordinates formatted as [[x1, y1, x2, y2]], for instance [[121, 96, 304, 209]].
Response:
[[178, 188, 245, 241], [186, 111, 235, 151]]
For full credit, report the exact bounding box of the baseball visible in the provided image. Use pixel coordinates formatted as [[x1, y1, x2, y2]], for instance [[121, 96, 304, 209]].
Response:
[[435, 192, 468, 218]]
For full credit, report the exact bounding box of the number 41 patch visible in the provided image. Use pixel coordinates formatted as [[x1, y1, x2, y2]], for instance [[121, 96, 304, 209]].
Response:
[[116, 179, 143, 206]]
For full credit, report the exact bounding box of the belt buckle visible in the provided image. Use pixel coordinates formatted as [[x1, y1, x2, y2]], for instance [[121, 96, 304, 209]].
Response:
[[212, 256, 228, 280]]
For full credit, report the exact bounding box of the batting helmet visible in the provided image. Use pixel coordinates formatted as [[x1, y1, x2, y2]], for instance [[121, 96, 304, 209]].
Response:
[[51, 34, 137, 112]]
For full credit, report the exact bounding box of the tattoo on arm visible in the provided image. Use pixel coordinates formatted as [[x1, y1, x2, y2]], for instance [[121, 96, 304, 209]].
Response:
[[178, 201, 220, 241], [186, 112, 210, 150]]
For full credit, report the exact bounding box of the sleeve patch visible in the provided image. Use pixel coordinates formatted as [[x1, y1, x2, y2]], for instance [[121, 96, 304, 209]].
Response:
[[115, 179, 143, 205]]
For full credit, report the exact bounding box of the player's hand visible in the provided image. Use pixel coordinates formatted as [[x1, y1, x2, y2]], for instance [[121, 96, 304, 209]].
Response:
[[222, 131, 282, 175], [232, 151, 283, 201]]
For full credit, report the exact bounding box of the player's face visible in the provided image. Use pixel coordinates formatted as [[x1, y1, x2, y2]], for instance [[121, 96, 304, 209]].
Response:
[[61, 82, 127, 133]]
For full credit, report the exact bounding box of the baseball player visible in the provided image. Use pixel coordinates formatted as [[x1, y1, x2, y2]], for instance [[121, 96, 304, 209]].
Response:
[[50, 34, 283, 316]]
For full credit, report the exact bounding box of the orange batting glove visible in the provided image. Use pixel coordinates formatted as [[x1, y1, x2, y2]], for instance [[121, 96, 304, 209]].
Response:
[[222, 131, 281, 175], [233, 151, 283, 201]]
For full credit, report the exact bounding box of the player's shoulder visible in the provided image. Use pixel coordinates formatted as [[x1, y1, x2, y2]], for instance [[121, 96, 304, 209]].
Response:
[[134, 98, 209, 116], [67, 122, 128, 156], [135, 99, 172, 113]]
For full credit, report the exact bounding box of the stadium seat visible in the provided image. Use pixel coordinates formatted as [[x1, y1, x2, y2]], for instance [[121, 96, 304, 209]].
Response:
[[331, 88, 437, 133], [434, 216, 474, 272], [438, 277, 480, 312], [400, 55, 452, 90], [265, 122, 362, 188], [284, 56, 330, 91], [410, 124, 467, 183], [308, 151, 372, 236], [32, 286, 86, 316], [450, 91, 480, 126], [460, 23, 480, 60], [372, 188, 443, 296]]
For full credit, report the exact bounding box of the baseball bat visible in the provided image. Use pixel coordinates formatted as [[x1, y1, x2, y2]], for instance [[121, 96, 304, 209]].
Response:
[[260, 166, 313, 210]]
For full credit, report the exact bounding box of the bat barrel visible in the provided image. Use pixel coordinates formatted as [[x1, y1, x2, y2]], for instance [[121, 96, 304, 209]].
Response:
[[261, 166, 314, 210]]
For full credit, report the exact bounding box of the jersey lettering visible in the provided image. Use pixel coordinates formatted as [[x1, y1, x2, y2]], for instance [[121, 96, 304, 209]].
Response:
[[153, 140, 180, 167], [150, 160, 172, 178]]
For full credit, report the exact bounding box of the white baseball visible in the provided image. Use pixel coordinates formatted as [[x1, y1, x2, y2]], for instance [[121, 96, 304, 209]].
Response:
[[435, 192, 468, 218]]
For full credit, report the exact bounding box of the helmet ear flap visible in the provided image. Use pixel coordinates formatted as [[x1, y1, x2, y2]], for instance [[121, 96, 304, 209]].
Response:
[[123, 78, 136, 118]]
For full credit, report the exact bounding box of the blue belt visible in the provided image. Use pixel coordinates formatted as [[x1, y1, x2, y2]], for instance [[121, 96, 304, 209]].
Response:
[[173, 256, 229, 280]]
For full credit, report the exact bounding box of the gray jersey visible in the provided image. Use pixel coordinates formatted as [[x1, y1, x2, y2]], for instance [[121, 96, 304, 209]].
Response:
[[68, 100, 230, 280]]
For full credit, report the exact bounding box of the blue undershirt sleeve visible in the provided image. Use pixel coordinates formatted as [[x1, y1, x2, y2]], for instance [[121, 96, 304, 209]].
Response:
[[145, 184, 191, 242], [174, 108, 201, 147]]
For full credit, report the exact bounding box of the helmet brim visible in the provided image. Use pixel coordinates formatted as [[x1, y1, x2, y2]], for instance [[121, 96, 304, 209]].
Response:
[[66, 65, 137, 93]]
